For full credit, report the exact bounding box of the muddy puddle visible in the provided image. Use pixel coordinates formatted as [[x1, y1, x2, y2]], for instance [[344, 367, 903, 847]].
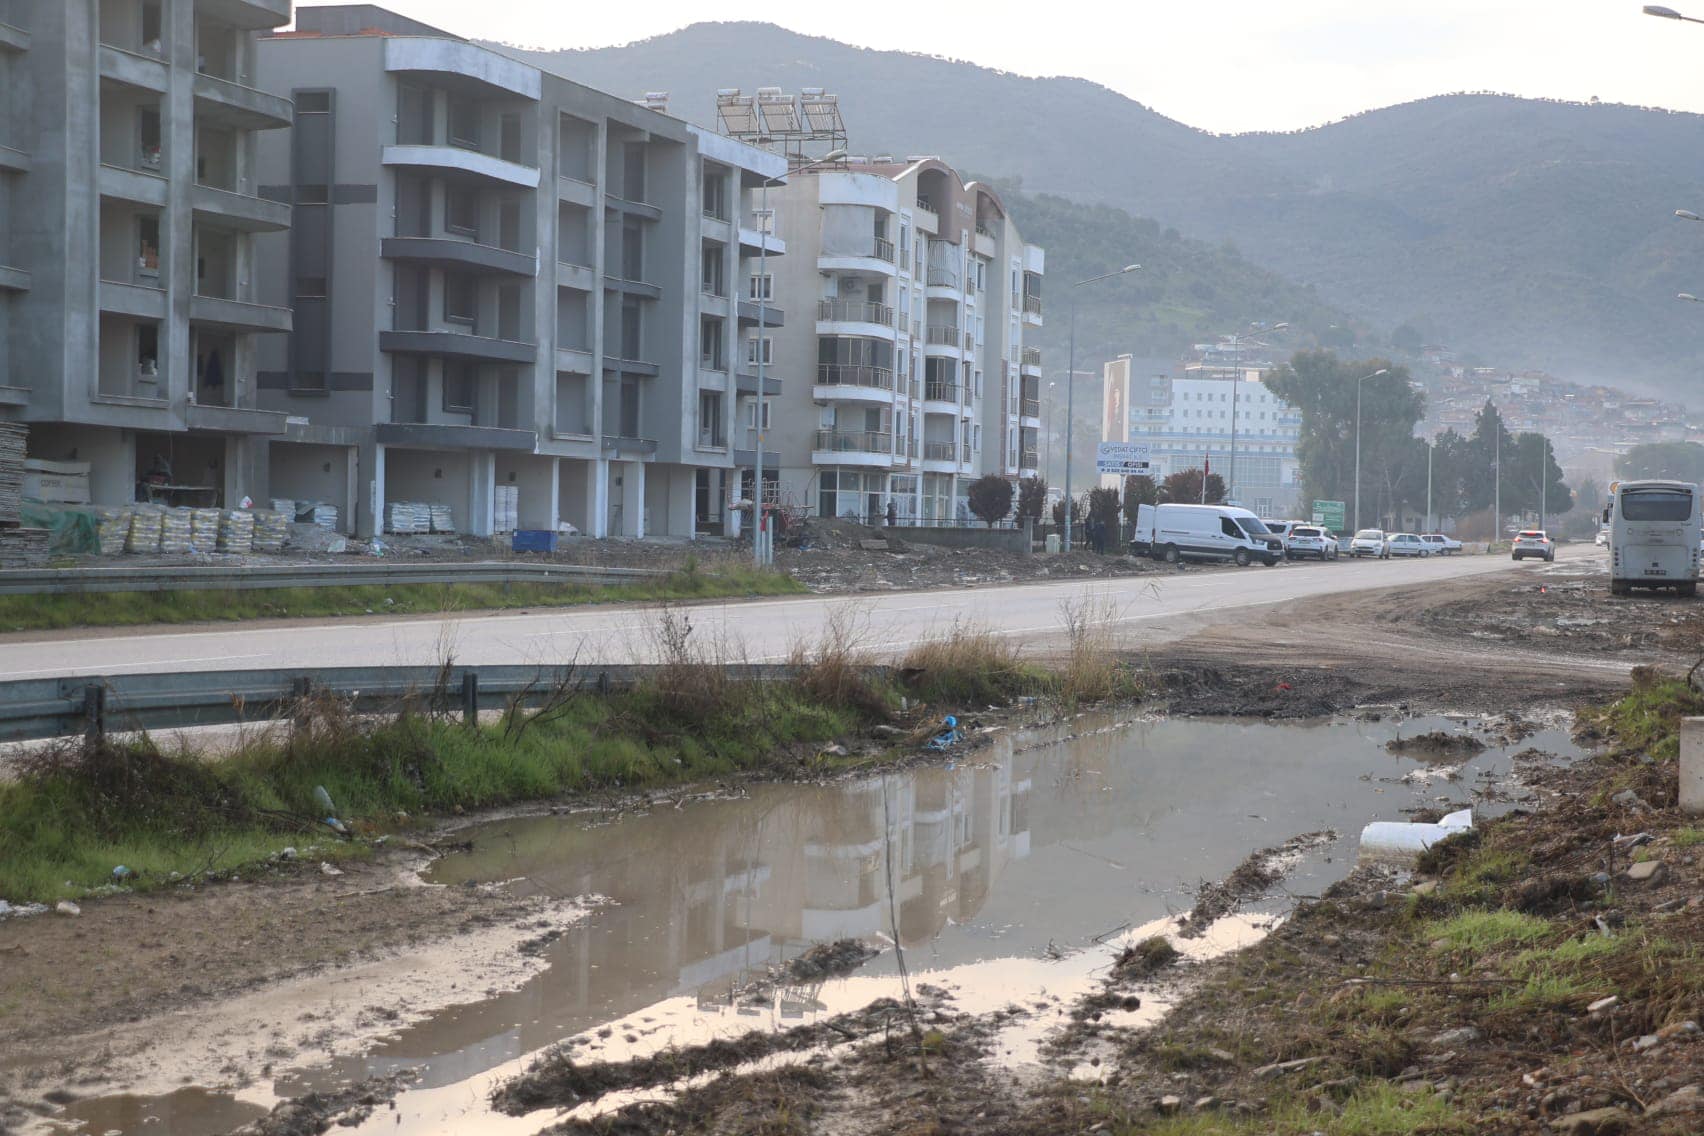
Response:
[[45, 711, 1578, 1135]]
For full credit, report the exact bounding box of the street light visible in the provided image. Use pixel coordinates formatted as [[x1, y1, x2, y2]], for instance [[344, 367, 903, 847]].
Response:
[[1645, 4, 1704, 22], [1678, 210, 1703, 221], [1225, 321, 1288, 503], [1063, 264, 1140, 552], [1680, 292, 1704, 303], [1044, 380, 1057, 477], [750, 147, 846, 564], [1352, 367, 1390, 534]]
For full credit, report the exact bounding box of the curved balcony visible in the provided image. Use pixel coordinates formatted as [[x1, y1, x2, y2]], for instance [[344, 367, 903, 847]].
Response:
[[817, 238, 896, 277], [921, 440, 965, 472], [922, 382, 960, 413], [194, 184, 291, 233], [382, 145, 541, 189], [191, 295, 293, 334], [0, 20, 30, 53], [923, 325, 964, 357], [812, 429, 893, 469], [1020, 346, 1042, 376], [816, 299, 892, 338], [814, 363, 895, 404], [193, 72, 293, 132], [199, 0, 292, 30], [380, 329, 535, 363], [382, 236, 536, 277], [924, 268, 960, 301], [383, 37, 542, 101], [1022, 294, 1043, 326]]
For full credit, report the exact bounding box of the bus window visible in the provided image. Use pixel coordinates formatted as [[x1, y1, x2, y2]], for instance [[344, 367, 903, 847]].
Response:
[[1620, 489, 1693, 522]]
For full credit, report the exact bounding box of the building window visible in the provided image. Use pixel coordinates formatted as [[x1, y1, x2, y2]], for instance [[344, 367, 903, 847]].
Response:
[[136, 323, 159, 378], [698, 391, 725, 447], [746, 336, 773, 366], [397, 83, 434, 145], [448, 97, 480, 151], [702, 169, 728, 219], [136, 215, 161, 280], [444, 273, 477, 325], [296, 276, 327, 299], [748, 273, 773, 301], [445, 184, 478, 236], [443, 361, 476, 413], [699, 315, 725, 370]]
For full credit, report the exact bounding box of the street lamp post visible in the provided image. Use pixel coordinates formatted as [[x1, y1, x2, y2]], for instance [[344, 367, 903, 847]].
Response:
[[1645, 4, 1704, 24], [1225, 322, 1287, 504], [1063, 264, 1139, 552], [1425, 437, 1433, 533], [1351, 368, 1390, 534], [750, 148, 845, 564]]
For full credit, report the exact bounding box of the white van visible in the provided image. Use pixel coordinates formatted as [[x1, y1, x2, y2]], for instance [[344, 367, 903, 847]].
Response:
[[1131, 503, 1283, 567]]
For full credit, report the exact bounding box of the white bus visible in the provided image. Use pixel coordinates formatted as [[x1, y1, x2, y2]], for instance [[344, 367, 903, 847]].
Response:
[[1605, 479, 1700, 597]]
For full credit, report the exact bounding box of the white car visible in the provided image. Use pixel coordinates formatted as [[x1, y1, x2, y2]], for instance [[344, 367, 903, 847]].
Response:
[[1384, 532, 1430, 558], [1512, 530, 1555, 562], [1285, 524, 1338, 560], [1349, 529, 1387, 558], [1419, 533, 1462, 555], [1595, 527, 1609, 547], [1260, 520, 1299, 551]]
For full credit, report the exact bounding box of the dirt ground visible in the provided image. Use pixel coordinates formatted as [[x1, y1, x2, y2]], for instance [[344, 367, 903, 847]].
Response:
[[1, 556, 1697, 1134]]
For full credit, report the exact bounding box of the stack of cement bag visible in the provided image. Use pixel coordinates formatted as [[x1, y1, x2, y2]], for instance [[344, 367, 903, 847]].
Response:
[[126, 508, 164, 553], [251, 508, 288, 553], [217, 509, 255, 553]]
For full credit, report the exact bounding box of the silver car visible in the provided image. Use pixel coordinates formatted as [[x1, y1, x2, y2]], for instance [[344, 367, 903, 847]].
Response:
[[1512, 530, 1555, 562], [1385, 532, 1430, 558]]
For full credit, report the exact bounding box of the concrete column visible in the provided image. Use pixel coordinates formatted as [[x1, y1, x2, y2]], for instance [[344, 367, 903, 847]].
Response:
[[1682, 717, 1704, 816], [222, 435, 267, 507], [81, 429, 137, 507], [588, 458, 609, 538], [722, 471, 742, 538], [468, 451, 496, 537], [622, 460, 646, 538], [359, 440, 386, 540]]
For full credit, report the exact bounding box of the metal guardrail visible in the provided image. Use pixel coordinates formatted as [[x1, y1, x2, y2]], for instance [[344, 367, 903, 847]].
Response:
[[0, 561, 665, 596], [2, 662, 869, 743]]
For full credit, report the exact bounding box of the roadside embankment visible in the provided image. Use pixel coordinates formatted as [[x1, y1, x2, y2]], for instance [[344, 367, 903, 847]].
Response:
[[0, 559, 801, 632]]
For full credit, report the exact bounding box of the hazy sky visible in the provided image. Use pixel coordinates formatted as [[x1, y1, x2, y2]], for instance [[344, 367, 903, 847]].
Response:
[[295, 0, 1704, 133]]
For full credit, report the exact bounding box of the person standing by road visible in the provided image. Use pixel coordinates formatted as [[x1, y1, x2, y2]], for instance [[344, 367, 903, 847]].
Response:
[[886, 499, 898, 527]]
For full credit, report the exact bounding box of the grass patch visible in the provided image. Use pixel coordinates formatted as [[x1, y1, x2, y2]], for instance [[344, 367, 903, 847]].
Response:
[[1127, 1084, 1468, 1135], [898, 620, 1048, 707], [1424, 910, 1551, 953], [1673, 826, 1704, 847], [1577, 672, 1704, 761], [0, 563, 803, 632]]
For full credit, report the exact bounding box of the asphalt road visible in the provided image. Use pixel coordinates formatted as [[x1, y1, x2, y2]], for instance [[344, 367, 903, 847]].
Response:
[[1, 547, 1597, 680]]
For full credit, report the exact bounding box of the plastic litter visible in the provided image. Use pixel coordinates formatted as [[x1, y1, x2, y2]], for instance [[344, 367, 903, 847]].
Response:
[[925, 715, 962, 751], [313, 786, 349, 835], [1358, 807, 1473, 865], [111, 865, 134, 882]]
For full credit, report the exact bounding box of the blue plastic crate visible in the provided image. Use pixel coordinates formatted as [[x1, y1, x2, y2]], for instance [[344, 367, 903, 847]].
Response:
[[511, 529, 558, 553]]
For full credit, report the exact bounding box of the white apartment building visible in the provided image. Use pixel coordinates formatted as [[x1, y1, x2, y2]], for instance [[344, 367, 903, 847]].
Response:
[[1108, 355, 1304, 517], [753, 154, 1044, 524]]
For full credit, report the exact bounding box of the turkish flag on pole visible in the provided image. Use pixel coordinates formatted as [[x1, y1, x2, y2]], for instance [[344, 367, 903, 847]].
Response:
[[1202, 451, 1211, 503]]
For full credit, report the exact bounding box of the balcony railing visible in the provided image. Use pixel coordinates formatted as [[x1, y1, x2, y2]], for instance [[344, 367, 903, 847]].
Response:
[[964, 331, 976, 350], [1021, 398, 1041, 418], [1021, 450, 1039, 468], [963, 443, 973, 463], [1021, 346, 1042, 367], [1023, 294, 1043, 316], [915, 196, 937, 216], [873, 237, 895, 263], [924, 324, 961, 346], [818, 299, 893, 326], [816, 363, 895, 390], [926, 269, 959, 289], [814, 429, 891, 454], [924, 381, 959, 402], [923, 440, 958, 462]]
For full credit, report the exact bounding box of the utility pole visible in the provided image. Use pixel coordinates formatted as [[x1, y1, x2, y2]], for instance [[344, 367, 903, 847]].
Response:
[[1422, 440, 1432, 532], [1540, 435, 1547, 532], [1493, 423, 1501, 543]]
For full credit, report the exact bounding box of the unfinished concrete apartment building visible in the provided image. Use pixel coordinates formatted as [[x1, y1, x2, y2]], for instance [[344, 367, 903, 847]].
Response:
[[2, 0, 295, 506], [252, 5, 785, 538]]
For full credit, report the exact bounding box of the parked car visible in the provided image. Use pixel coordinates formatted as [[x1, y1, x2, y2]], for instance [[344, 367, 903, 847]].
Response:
[[1285, 525, 1338, 560], [1511, 530, 1555, 562], [1349, 529, 1387, 558], [1260, 520, 1293, 551], [1595, 527, 1609, 547], [1385, 532, 1430, 558], [1419, 533, 1462, 555], [1130, 503, 1283, 566]]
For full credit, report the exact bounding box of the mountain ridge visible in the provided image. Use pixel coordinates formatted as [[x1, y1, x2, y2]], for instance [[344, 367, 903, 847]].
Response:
[[500, 21, 1704, 396]]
